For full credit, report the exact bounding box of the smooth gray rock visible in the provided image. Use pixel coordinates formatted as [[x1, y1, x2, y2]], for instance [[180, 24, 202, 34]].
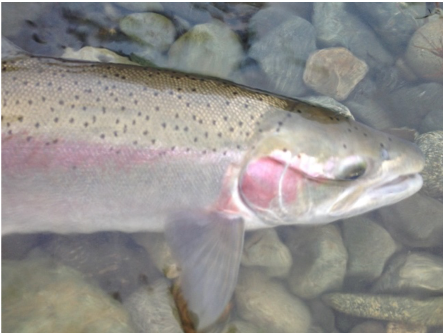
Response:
[[344, 78, 396, 130], [168, 20, 244, 79], [282, 225, 348, 299], [247, 6, 299, 45], [376, 193, 443, 248], [119, 12, 175, 66], [116, 2, 164, 13], [222, 320, 260, 333], [313, 3, 394, 72], [308, 299, 337, 333], [235, 268, 311, 333], [241, 229, 292, 278], [345, 99, 395, 130], [350, 321, 385, 333], [385, 83, 443, 128], [262, 3, 313, 21], [342, 216, 397, 286], [248, 16, 316, 97], [120, 13, 175, 51], [3, 258, 136, 333], [309, 326, 325, 333], [354, 3, 426, 55], [430, 327, 443, 333], [420, 108, 443, 132], [161, 3, 212, 26], [34, 232, 158, 299], [124, 279, 183, 333], [372, 252, 443, 295], [2, 234, 42, 260], [1, 3, 51, 37], [3, 3, 83, 57]]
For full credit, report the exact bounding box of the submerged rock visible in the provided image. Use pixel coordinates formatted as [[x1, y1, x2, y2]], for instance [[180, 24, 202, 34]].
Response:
[[405, 19, 443, 83], [386, 322, 426, 333], [124, 279, 183, 333], [303, 47, 368, 101], [341, 216, 397, 288], [222, 320, 260, 333], [168, 20, 244, 79], [416, 131, 443, 200], [119, 13, 175, 52], [349, 321, 385, 333], [119, 12, 176, 66], [354, 3, 426, 55], [62, 46, 140, 65], [312, 3, 394, 72], [323, 293, 443, 326], [373, 252, 443, 295], [235, 268, 311, 333], [2, 258, 136, 333], [116, 2, 164, 12], [385, 83, 443, 128], [133, 232, 180, 279], [247, 5, 298, 45], [344, 78, 396, 129], [241, 229, 292, 278], [34, 232, 158, 299], [376, 193, 443, 248], [248, 16, 316, 97], [303, 95, 354, 119], [282, 225, 347, 299], [420, 107, 443, 133], [307, 299, 337, 333]]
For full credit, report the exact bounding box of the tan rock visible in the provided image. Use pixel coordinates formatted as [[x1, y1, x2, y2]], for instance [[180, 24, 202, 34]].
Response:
[[303, 47, 368, 100]]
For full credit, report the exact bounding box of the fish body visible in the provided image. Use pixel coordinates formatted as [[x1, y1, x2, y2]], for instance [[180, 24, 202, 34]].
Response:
[[1, 53, 424, 330], [1, 55, 424, 233]]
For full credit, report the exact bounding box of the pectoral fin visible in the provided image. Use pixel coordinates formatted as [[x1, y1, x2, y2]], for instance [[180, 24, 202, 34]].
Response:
[[165, 211, 244, 330]]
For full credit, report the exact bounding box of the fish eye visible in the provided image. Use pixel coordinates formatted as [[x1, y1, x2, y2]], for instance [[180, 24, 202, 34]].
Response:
[[336, 158, 367, 181]]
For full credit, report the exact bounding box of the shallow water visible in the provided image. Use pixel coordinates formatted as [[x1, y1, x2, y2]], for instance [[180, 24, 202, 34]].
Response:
[[2, 3, 443, 333]]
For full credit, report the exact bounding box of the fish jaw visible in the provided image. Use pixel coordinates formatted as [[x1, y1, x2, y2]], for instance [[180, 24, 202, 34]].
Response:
[[329, 173, 423, 219], [236, 111, 425, 226]]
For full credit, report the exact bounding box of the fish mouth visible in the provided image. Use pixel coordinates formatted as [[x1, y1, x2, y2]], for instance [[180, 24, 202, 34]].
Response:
[[375, 173, 423, 194], [370, 173, 423, 198], [331, 173, 423, 219]]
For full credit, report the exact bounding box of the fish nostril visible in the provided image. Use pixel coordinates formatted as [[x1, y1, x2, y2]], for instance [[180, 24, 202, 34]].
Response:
[[381, 148, 390, 161]]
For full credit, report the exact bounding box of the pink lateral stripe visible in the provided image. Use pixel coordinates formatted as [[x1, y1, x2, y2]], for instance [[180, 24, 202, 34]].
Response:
[[2, 132, 200, 173]]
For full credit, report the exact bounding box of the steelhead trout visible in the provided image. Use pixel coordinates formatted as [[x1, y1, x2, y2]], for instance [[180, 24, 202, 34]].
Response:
[[2, 50, 424, 330]]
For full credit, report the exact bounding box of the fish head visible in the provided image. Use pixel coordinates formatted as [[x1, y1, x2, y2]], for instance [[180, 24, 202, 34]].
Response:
[[238, 106, 424, 226]]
